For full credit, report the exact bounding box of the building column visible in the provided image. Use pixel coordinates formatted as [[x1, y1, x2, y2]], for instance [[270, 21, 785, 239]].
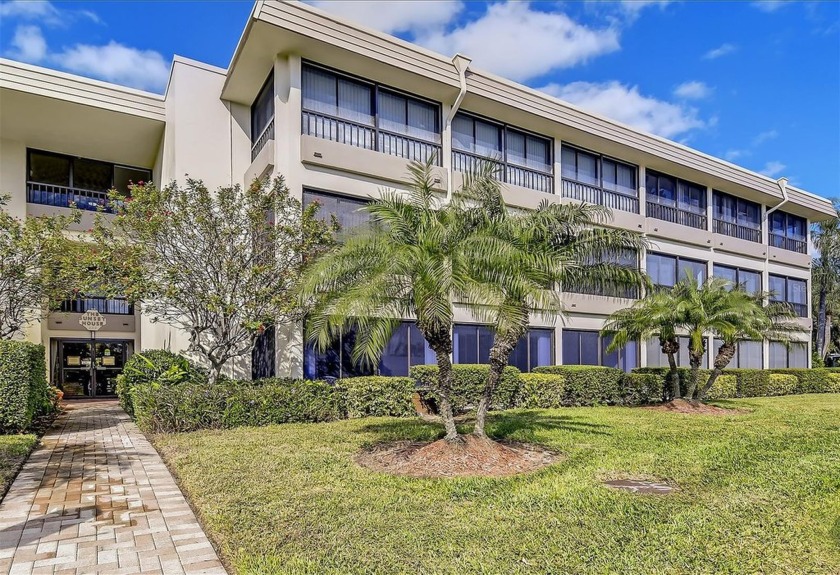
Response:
[[553, 138, 563, 198], [638, 165, 647, 217]]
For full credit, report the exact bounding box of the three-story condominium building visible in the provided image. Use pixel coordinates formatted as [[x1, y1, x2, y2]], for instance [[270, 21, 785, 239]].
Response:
[[1, 1, 832, 395]]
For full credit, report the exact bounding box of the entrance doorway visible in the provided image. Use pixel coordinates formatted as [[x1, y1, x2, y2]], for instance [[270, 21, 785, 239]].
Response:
[[54, 339, 132, 397]]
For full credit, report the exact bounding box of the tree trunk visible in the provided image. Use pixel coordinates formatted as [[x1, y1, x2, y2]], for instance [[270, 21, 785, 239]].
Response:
[[683, 343, 705, 401], [816, 286, 828, 360], [420, 323, 459, 442], [698, 340, 736, 401], [660, 337, 680, 400], [207, 363, 222, 385], [474, 332, 519, 438]]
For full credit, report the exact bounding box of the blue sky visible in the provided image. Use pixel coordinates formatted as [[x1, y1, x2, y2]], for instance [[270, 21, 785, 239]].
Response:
[[1, 0, 838, 198]]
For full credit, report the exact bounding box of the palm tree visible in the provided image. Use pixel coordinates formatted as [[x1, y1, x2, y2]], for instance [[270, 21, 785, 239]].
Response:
[[296, 157, 493, 442], [812, 200, 840, 360], [455, 173, 649, 437], [601, 290, 681, 399]]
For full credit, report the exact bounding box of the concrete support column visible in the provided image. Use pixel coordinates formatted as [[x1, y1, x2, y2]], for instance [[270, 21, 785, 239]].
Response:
[[553, 138, 563, 198], [638, 165, 647, 217]]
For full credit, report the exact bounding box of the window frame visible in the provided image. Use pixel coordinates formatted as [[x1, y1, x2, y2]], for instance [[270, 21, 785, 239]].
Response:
[[646, 252, 707, 288], [250, 70, 275, 145], [712, 264, 762, 293], [646, 169, 707, 214], [712, 190, 761, 229], [26, 148, 151, 194], [768, 274, 808, 317], [564, 329, 639, 372], [560, 143, 639, 199]]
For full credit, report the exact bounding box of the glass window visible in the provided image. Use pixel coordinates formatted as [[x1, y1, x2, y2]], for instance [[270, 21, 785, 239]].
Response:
[[713, 264, 737, 286], [769, 341, 787, 368], [739, 340, 763, 369], [646, 338, 666, 368], [789, 343, 808, 368], [303, 189, 370, 233], [452, 114, 474, 152], [647, 253, 677, 287], [113, 166, 150, 195], [508, 328, 554, 373], [678, 180, 706, 213], [769, 274, 808, 317], [769, 275, 786, 302], [565, 330, 635, 371], [647, 171, 676, 205], [251, 71, 274, 143], [603, 158, 637, 196], [302, 66, 337, 116], [739, 269, 761, 294], [507, 130, 551, 173], [561, 146, 598, 186], [678, 259, 706, 284], [474, 119, 502, 158], [301, 65, 373, 125], [678, 336, 707, 367], [713, 191, 760, 228], [379, 323, 410, 376], [73, 158, 112, 192], [378, 90, 439, 143], [29, 151, 70, 187], [303, 323, 376, 380]]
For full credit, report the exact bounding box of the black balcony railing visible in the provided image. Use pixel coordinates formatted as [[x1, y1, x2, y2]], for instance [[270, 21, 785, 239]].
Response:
[[561, 178, 639, 213], [451, 149, 553, 194], [646, 201, 707, 230], [27, 182, 118, 213], [60, 296, 134, 315], [251, 117, 275, 161], [713, 219, 762, 243], [769, 232, 807, 254], [301, 110, 442, 165], [563, 283, 640, 299]]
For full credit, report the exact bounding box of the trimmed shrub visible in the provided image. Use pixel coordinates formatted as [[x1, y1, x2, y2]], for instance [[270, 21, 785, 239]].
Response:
[[516, 373, 566, 409], [768, 369, 832, 394], [133, 378, 344, 433], [531, 365, 624, 406], [620, 373, 663, 406], [731, 369, 795, 397], [704, 374, 737, 400], [340, 376, 416, 418], [0, 341, 53, 433], [766, 374, 798, 396], [410, 364, 521, 412], [116, 350, 201, 416], [826, 373, 840, 393]]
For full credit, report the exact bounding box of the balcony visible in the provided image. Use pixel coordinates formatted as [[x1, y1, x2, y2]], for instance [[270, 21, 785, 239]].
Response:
[[60, 296, 134, 315], [713, 219, 761, 243], [27, 182, 117, 213], [301, 110, 442, 165], [563, 283, 640, 299], [561, 178, 639, 213], [769, 232, 807, 254], [451, 150, 553, 194], [647, 201, 707, 230], [251, 117, 274, 161]]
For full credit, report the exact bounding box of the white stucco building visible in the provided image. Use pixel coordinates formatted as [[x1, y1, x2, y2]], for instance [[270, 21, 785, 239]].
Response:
[[0, 1, 832, 396]]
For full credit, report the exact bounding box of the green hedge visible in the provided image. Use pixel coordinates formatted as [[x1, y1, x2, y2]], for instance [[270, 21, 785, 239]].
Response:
[[531, 365, 625, 406], [620, 373, 664, 406], [0, 341, 53, 433], [340, 376, 416, 418], [410, 364, 521, 412], [767, 369, 838, 394], [133, 378, 344, 433], [517, 373, 566, 408], [704, 375, 737, 400], [116, 350, 202, 416]]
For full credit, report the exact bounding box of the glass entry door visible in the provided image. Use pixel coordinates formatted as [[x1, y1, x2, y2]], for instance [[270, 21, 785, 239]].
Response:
[[57, 339, 130, 397]]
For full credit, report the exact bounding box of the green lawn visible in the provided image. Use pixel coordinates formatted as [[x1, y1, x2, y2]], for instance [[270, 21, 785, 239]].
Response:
[[155, 395, 840, 575], [0, 434, 37, 499]]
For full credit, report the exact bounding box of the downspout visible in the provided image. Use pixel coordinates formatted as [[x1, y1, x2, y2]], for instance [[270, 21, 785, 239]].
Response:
[[764, 177, 790, 271], [445, 54, 471, 203]]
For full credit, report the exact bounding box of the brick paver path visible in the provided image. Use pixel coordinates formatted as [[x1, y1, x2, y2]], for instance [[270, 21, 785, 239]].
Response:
[[0, 400, 227, 575]]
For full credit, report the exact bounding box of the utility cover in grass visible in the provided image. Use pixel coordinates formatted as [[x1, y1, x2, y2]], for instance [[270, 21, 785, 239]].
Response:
[[603, 479, 676, 494]]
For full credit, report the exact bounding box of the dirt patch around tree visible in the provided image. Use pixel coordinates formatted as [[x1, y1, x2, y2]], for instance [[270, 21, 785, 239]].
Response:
[[644, 398, 746, 416], [356, 435, 563, 478]]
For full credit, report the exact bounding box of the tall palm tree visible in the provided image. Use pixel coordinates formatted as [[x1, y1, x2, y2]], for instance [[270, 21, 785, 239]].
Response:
[[456, 172, 649, 437], [812, 200, 840, 360], [296, 157, 493, 442], [601, 290, 681, 399]]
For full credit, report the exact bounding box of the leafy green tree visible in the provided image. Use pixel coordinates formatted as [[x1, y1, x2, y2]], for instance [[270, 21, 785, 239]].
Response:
[[812, 200, 840, 360], [297, 158, 493, 442], [91, 177, 335, 384], [456, 173, 648, 437], [0, 195, 80, 338]]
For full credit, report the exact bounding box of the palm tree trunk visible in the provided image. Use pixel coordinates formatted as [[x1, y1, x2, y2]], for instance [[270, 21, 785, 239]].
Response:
[[683, 350, 705, 401], [816, 287, 828, 359], [660, 337, 680, 400], [474, 333, 519, 438], [698, 341, 736, 400], [422, 325, 459, 442]]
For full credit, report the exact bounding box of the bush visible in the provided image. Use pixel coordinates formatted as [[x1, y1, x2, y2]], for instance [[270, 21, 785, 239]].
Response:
[[340, 376, 416, 418], [704, 375, 737, 400], [116, 350, 202, 416], [133, 378, 345, 433], [0, 341, 53, 433], [410, 364, 521, 412], [768, 369, 834, 394], [826, 373, 840, 393], [516, 373, 566, 409], [732, 369, 796, 397], [531, 365, 625, 406], [620, 373, 663, 406]]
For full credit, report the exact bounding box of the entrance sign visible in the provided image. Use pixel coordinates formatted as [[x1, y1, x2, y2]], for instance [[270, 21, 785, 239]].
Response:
[[79, 310, 107, 332]]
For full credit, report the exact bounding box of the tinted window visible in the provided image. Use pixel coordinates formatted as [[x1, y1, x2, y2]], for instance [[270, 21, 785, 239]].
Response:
[[647, 253, 677, 287], [251, 71, 274, 142], [303, 189, 370, 233], [29, 151, 70, 186]]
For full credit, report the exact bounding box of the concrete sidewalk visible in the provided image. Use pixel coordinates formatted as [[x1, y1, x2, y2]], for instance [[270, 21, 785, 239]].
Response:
[[0, 400, 226, 575]]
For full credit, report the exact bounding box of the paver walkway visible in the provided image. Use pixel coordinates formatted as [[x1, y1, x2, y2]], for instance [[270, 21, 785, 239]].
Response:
[[0, 400, 227, 575]]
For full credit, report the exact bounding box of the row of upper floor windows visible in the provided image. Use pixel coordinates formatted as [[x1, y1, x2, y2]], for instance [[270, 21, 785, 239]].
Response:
[[253, 61, 807, 252]]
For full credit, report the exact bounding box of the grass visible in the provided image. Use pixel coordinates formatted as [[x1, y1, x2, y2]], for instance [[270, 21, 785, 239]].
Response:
[[0, 434, 37, 500], [154, 394, 840, 575]]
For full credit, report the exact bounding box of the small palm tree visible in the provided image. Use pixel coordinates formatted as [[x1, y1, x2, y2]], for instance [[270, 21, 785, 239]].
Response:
[[456, 173, 649, 437], [296, 157, 493, 442], [812, 200, 840, 360]]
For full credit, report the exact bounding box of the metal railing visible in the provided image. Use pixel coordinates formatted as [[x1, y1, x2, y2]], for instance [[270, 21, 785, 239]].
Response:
[[301, 110, 442, 165], [769, 232, 807, 254], [646, 201, 707, 230], [561, 179, 639, 213], [251, 118, 275, 161], [451, 149, 553, 194], [60, 296, 134, 315], [713, 219, 761, 243], [772, 300, 808, 318], [563, 283, 640, 299], [27, 182, 115, 213]]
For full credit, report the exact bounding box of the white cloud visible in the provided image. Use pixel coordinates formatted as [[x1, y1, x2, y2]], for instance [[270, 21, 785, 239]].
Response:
[[674, 80, 712, 99], [760, 161, 786, 177], [8, 25, 47, 62], [541, 81, 705, 139], [52, 42, 170, 92], [308, 0, 463, 34], [752, 129, 778, 146], [725, 149, 748, 161], [619, 0, 672, 15], [419, 2, 620, 82], [752, 1, 792, 13], [703, 43, 737, 60], [0, 0, 59, 21]]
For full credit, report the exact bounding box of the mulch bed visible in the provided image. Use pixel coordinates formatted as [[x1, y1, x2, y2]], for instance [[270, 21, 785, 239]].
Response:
[[644, 398, 745, 416], [356, 435, 562, 478]]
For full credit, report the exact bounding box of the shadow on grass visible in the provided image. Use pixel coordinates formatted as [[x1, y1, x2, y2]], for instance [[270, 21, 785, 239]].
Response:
[[357, 410, 611, 445]]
